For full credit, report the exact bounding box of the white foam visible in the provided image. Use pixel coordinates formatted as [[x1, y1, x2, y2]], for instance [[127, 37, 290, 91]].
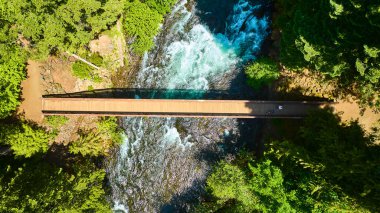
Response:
[[110, 0, 270, 210]]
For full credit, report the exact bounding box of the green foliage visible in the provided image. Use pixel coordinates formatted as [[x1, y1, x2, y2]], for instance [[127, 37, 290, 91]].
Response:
[[89, 53, 104, 67], [0, 46, 26, 119], [45, 115, 69, 129], [124, 0, 163, 54], [266, 109, 380, 211], [98, 117, 124, 144], [71, 53, 103, 81], [69, 117, 123, 156], [144, 0, 177, 15], [123, 0, 176, 54], [0, 157, 111, 212], [203, 159, 294, 212], [201, 152, 367, 213], [0, 0, 124, 58], [245, 57, 280, 90], [0, 121, 53, 158], [200, 109, 377, 212], [71, 62, 102, 83], [72, 61, 93, 79], [277, 0, 380, 107], [207, 163, 247, 203]]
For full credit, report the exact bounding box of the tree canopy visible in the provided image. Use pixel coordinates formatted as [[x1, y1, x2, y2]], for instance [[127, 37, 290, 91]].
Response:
[[245, 57, 280, 90], [277, 0, 380, 107], [0, 47, 26, 119], [0, 157, 111, 212], [203, 160, 294, 213], [267, 109, 380, 211], [0, 0, 124, 58], [124, 0, 176, 54], [69, 117, 123, 157], [0, 121, 53, 157], [198, 109, 377, 212]]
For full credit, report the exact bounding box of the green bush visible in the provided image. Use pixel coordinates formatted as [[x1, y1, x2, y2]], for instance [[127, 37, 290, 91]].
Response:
[[123, 0, 177, 55], [0, 121, 53, 157], [199, 151, 367, 212], [0, 0, 124, 58], [45, 115, 69, 129], [0, 157, 111, 212], [71, 60, 102, 82], [202, 160, 294, 212], [69, 117, 123, 156], [0, 46, 26, 119], [266, 109, 380, 211], [277, 0, 380, 108], [144, 0, 177, 15], [124, 0, 163, 54], [245, 57, 280, 90], [88, 85, 94, 91], [72, 61, 92, 79], [88, 53, 103, 67]]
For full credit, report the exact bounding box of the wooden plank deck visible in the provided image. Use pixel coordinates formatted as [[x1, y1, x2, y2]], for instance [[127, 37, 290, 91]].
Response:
[[42, 98, 326, 118]]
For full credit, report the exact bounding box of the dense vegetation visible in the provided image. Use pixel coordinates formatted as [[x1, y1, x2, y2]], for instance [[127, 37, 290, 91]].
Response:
[[0, 0, 175, 118], [269, 110, 380, 211], [0, 45, 26, 119], [0, 116, 122, 211], [69, 117, 123, 156], [71, 54, 103, 82], [0, 120, 54, 158], [0, 0, 179, 211], [0, 156, 110, 212], [45, 115, 69, 130], [276, 0, 380, 107], [1, 0, 379, 212], [0, 0, 124, 58], [124, 0, 177, 54], [199, 109, 379, 212], [245, 57, 280, 90]]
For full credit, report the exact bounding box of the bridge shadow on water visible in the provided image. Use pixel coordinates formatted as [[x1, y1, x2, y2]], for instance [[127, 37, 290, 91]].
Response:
[[42, 88, 255, 100]]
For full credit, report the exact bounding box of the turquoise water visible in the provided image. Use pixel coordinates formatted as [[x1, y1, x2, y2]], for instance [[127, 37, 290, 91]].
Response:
[[107, 0, 270, 212]]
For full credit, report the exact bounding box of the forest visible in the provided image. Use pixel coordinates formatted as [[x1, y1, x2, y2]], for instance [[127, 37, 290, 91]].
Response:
[[0, 0, 379, 212]]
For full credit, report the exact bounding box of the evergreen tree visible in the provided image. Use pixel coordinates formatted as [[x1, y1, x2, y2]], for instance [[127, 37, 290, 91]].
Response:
[[0, 157, 111, 212], [0, 121, 53, 157], [277, 0, 380, 107]]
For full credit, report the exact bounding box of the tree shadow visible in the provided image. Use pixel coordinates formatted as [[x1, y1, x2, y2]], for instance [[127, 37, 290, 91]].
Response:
[[267, 107, 380, 212]]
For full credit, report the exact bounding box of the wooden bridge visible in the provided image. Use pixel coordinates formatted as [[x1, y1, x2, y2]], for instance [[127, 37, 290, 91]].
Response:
[[42, 98, 326, 118]]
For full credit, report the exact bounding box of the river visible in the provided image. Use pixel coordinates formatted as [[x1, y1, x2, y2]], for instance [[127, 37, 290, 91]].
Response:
[[106, 0, 271, 212]]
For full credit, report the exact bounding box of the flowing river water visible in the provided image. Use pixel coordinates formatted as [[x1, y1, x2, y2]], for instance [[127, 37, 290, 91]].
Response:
[[106, 0, 271, 212]]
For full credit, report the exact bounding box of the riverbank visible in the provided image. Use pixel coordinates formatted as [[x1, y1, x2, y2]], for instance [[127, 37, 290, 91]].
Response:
[[253, 0, 380, 155], [259, 0, 380, 140]]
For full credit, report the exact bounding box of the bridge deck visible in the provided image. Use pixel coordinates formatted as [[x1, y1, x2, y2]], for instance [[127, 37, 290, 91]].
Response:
[[42, 98, 325, 118]]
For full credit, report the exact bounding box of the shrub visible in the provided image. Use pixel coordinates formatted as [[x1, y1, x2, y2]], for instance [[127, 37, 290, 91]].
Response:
[[124, 0, 163, 54], [45, 115, 69, 129], [72, 61, 92, 79], [88, 53, 103, 67], [0, 46, 26, 119], [0, 121, 53, 157], [245, 57, 280, 90], [69, 117, 123, 156], [71, 58, 102, 83]]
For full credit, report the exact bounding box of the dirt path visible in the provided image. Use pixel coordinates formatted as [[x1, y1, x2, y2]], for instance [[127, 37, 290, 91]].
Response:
[[18, 60, 43, 123], [333, 101, 380, 132], [275, 69, 380, 132]]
